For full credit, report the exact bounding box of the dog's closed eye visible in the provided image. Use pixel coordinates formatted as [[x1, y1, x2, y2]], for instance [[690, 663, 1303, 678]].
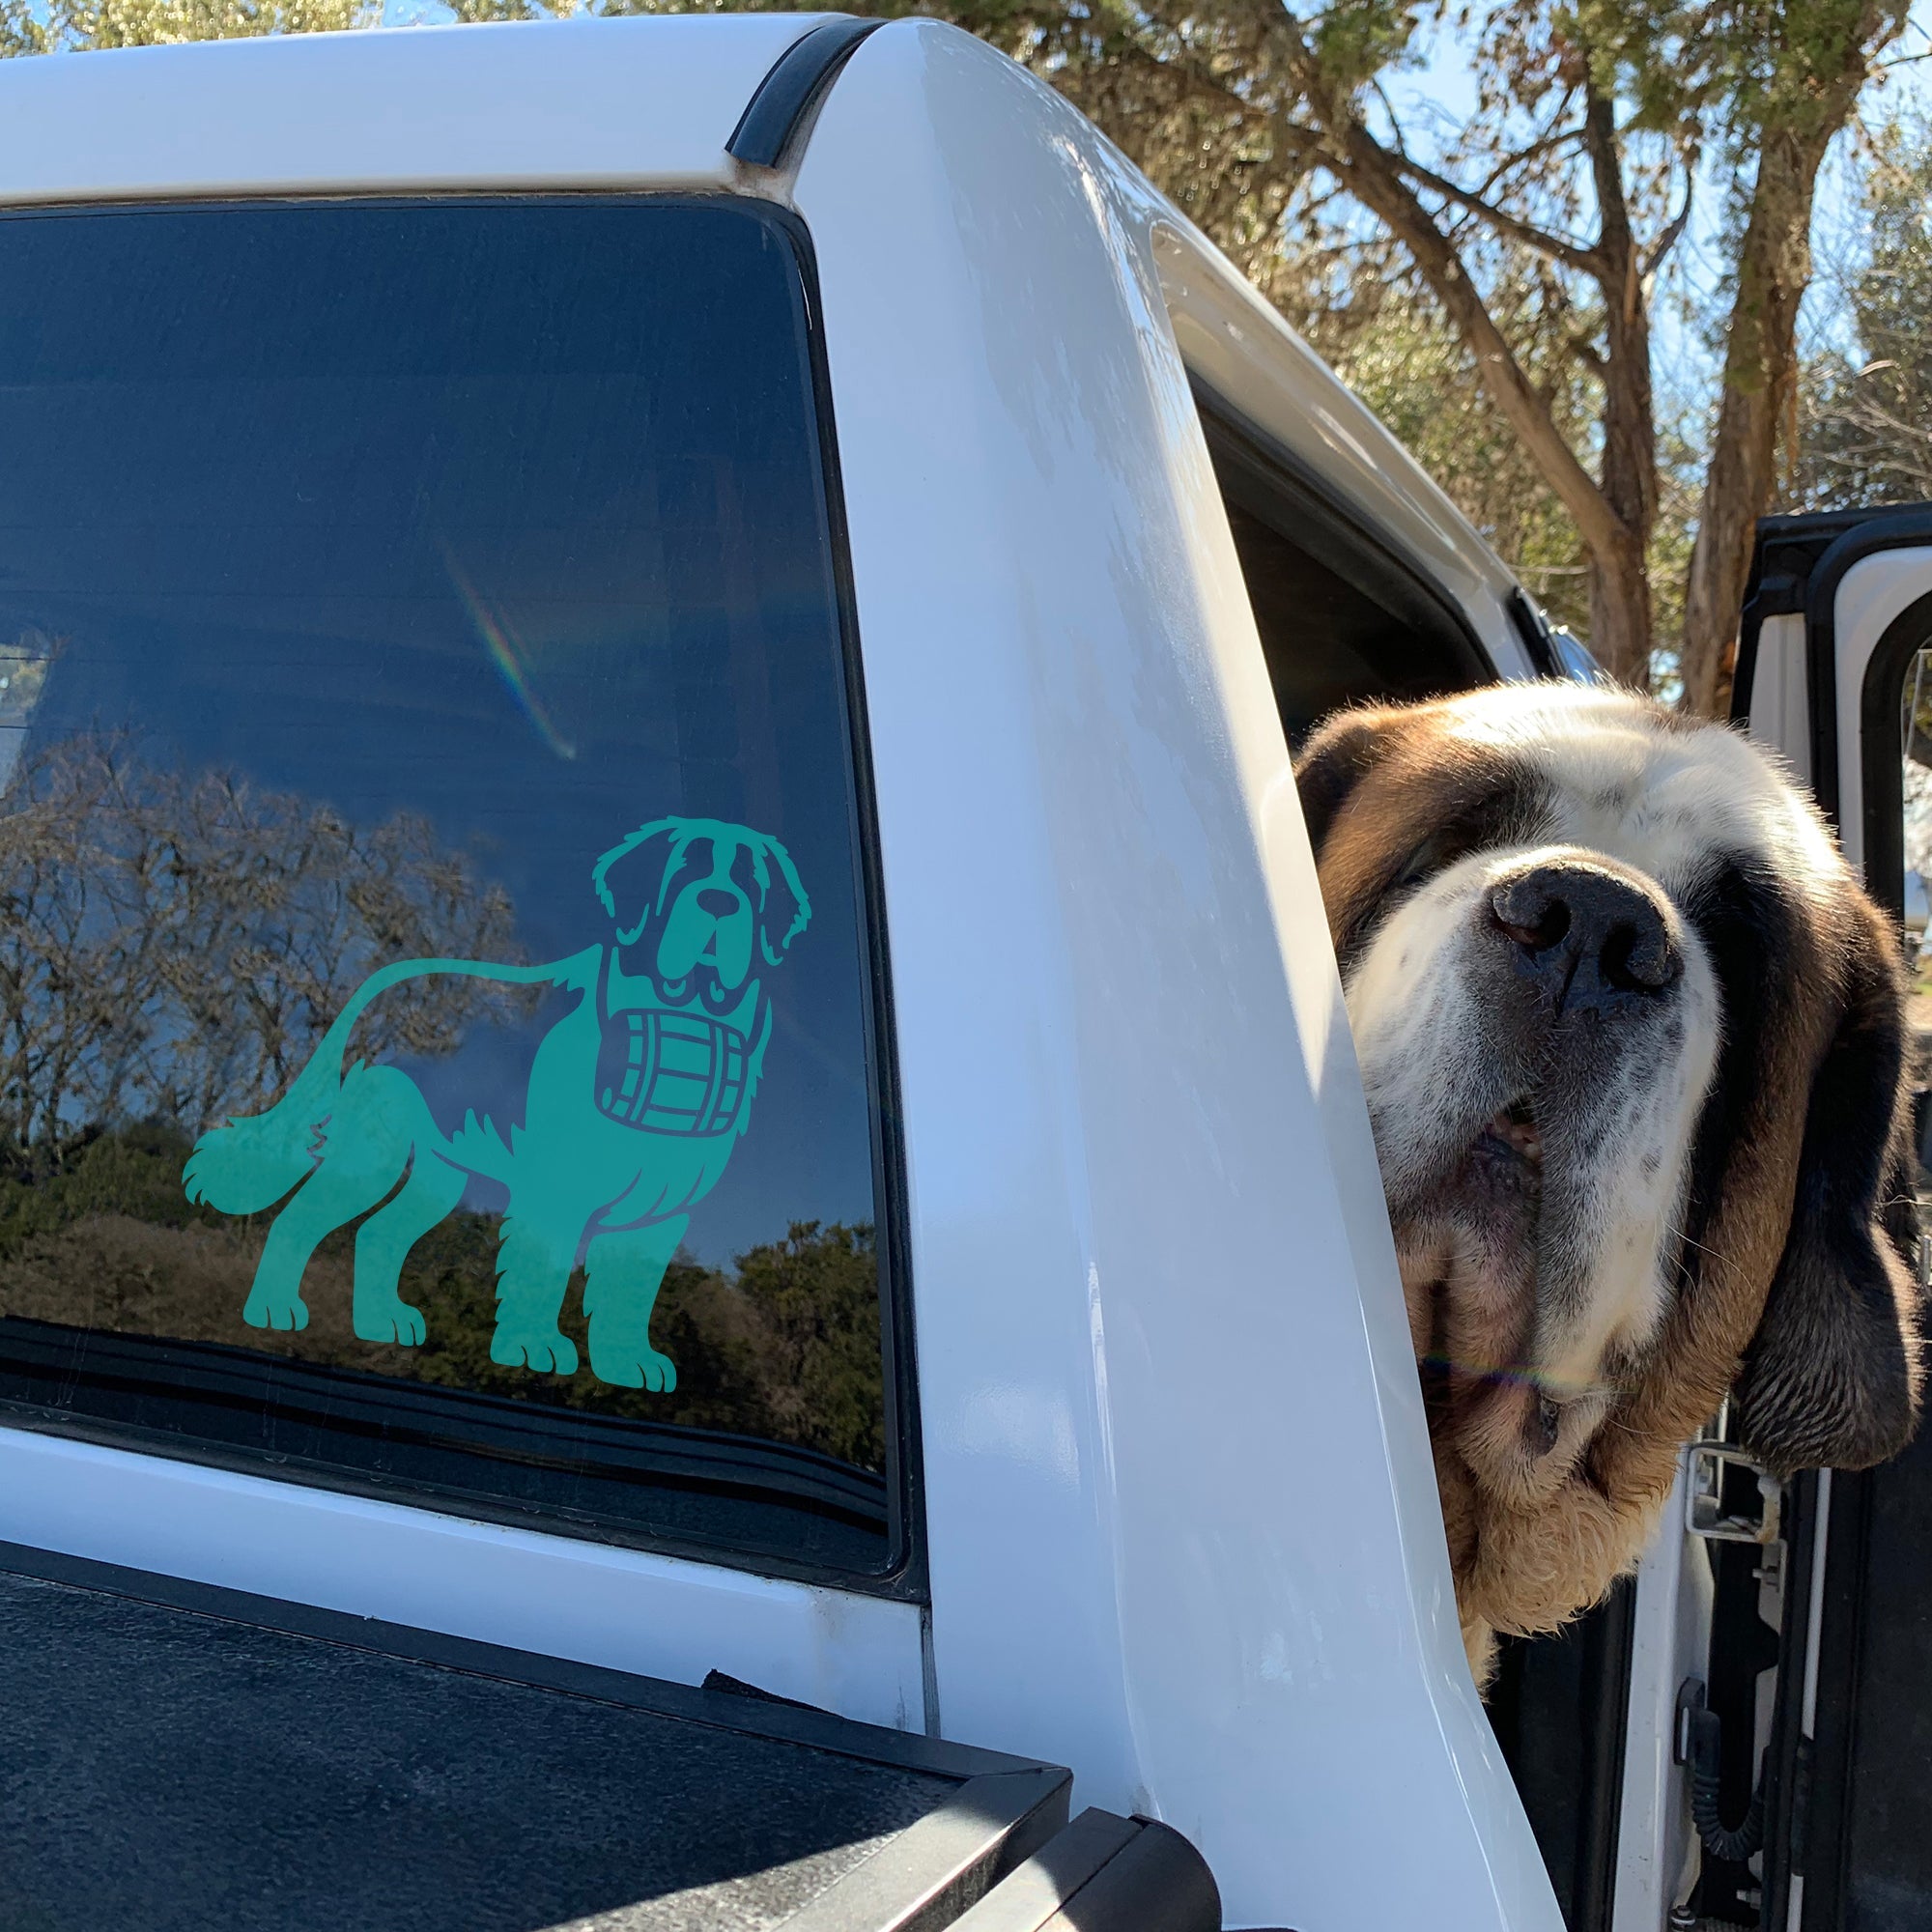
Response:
[[1392, 832, 1453, 894]]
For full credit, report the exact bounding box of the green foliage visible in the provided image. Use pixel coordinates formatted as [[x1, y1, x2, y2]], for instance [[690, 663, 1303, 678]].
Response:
[[0, 1120, 226, 1246], [0, 0, 372, 52], [733, 1222, 888, 1471], [1310, 0, 1426, 95]]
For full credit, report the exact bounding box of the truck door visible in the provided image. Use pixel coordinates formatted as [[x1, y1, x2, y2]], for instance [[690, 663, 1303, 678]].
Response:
[[1729, 504, 1932, 1930]]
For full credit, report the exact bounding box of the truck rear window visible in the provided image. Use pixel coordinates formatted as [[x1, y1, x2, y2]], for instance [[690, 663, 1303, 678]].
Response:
[[0, 197, 909, 1585]]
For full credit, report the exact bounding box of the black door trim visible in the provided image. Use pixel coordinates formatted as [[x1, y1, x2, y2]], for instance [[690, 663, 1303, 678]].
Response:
[[1732, 505, 1932, 825]]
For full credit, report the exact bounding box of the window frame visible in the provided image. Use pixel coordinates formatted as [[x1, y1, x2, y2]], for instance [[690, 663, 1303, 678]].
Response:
[[0, 190, 927, 1605]]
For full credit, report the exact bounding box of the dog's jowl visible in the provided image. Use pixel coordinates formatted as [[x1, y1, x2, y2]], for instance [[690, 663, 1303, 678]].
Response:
[[1296, 681, 1926, 1685], [184, 817, 810, 1392]]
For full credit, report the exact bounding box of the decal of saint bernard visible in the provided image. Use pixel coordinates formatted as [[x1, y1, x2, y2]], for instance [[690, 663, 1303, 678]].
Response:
[[184, 817, 809, 1391]]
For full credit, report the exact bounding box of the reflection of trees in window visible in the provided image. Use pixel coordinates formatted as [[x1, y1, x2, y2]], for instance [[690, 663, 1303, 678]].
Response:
[[0, 731, 521, 1167]]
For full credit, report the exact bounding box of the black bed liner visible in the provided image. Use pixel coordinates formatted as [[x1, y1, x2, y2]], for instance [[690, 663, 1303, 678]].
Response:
[[0, 1542, 1217, 1932]]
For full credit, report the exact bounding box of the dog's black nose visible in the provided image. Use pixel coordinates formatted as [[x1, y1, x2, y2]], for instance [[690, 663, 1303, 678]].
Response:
[[1490, 861, 1678, 1012], [696, 889, 737, 918]]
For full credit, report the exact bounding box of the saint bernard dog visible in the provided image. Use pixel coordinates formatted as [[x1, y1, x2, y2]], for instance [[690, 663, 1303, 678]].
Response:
[[1296, 680, 1925, 1685]]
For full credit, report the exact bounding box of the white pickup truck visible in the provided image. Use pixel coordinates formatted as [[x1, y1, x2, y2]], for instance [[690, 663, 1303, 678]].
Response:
[[0, 16, 1927, 1932]]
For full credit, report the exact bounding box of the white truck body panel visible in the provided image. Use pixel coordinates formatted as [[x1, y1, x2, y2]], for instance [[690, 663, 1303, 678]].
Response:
[[1830, 547, 1932, 872], [0, 1425, 929, 1729], [799, 27, 1554, 1927]]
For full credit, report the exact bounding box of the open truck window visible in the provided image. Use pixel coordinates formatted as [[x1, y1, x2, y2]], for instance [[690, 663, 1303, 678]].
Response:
[[0, 196, 913, 1589], [1189, 390, 1495, 745]]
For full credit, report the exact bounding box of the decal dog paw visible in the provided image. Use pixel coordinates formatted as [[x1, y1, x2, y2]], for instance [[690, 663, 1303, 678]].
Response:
[[183, 817, 810, 1389]]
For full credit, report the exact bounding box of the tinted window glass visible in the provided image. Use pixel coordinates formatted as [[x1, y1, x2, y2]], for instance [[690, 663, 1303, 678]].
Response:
[[0, 198, 903, 1581]]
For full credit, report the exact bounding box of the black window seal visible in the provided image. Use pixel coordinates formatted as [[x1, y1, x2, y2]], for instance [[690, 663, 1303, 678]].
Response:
[[727, 16, 883, 171], [1858, 588, 1932, 926], [1508, 587, 1563, 678], [785, 194, 931, 1607], [1187, 375, 1500, 696], [0, 190, 928, 1608]]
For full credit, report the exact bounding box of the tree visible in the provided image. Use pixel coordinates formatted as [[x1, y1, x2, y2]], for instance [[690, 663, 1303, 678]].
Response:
[[1675, 2, 1911, 712], [980, 0, 1908, 710], [0, 731, 523, 1163], [0, 0, 366, 52], [1275, 240, 1602, 639]]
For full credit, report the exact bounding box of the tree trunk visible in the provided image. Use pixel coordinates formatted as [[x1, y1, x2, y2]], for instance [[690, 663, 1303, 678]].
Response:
[[1586, 543, 1654, 689], [1680, 133, 1831, 717], [1681, 6, 1904, 718], [1583, 83, 1658, 693]]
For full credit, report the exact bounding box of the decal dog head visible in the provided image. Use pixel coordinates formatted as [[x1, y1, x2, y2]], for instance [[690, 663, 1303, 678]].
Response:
[[1296, 681, 1924, 1682], [593, 818, 810, 1007]]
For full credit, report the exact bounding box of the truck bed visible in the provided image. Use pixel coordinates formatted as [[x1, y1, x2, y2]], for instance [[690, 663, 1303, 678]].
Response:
[[0, 1543, 1217, 1932]]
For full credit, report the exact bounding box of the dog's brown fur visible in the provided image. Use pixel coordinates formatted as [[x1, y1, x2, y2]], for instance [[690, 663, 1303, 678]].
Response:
[[1296, 684, 1924, 1683]]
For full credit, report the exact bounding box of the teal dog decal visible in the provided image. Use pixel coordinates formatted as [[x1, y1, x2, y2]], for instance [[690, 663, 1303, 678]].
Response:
[[184, 818, 810, 1390]]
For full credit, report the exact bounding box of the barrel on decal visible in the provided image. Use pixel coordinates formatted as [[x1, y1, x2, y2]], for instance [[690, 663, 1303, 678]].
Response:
[[595, 1009, 748, 1137]]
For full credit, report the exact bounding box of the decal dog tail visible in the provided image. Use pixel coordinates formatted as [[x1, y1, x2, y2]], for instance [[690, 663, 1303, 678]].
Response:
[[184, 955, 576, 1214]]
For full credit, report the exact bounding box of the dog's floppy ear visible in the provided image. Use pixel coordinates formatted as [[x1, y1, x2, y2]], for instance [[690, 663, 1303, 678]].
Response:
[[1736, 909, 1925, 1474], [1293, 703, 1399, 857], [594, 819, 685, 946], [754, 833, 811, 966]]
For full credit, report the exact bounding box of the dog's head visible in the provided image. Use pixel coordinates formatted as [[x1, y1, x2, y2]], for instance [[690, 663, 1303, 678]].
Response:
[[591, 818, 810, 1009], [1297, 682, 1923, 1642]]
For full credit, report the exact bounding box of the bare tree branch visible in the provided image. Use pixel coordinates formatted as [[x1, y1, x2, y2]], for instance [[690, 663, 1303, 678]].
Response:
[[1641, 169, 1695, 280], [1228, 0, 1640, 648], [1389, 149, 1604, 277]]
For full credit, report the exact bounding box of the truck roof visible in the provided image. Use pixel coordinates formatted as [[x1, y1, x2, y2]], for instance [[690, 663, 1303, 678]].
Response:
[[0, 14, 823, 199]]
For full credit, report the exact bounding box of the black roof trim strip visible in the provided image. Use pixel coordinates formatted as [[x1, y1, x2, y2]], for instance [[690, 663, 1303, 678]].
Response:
[[728, 16, 883, 170]]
